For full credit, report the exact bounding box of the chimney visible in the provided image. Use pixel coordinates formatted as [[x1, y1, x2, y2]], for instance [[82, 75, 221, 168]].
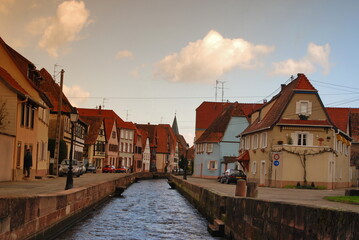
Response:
[[99, 105, 102, 114], [281, 84, 286, 91], [263, 99, 267, 104]]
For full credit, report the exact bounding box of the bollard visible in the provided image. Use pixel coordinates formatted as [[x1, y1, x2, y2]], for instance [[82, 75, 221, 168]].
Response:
[[235, 180, 246, 196], [246, 182, 258, 198]]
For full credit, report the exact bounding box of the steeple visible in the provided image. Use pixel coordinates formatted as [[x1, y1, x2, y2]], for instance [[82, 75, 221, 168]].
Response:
[[172, 114, 179, 135]]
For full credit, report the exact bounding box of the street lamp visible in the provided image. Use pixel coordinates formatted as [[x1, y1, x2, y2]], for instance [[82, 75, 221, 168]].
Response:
[[65, 109, 79, 190], [183, 144, 189, 180]]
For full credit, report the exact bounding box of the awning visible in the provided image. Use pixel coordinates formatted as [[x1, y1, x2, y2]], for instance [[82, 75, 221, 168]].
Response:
[[223, 156, 239, 164], [237, 150, 250, 162]]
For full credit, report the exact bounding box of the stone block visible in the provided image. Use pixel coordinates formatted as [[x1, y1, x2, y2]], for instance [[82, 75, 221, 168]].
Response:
[[9, 198, 26, 230]]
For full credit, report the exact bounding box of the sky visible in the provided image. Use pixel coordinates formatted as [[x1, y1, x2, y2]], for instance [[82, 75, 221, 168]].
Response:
[[1, 0, 359, 145]]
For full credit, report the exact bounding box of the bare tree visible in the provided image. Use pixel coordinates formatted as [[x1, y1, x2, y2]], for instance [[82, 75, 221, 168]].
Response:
[[0, 99, 8, 130]]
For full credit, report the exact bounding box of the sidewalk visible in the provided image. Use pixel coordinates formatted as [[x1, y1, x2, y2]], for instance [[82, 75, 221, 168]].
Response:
[[0, 173, 128, 196], [185, 177, 359, 213]]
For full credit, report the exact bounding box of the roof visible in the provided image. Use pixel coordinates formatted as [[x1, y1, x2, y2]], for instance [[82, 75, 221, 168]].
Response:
[[81, 116, 104, 144], [77, 108, 125, 128], [241, 73, 329, 135], [137, 128, 149, 149], [104, 118, 116, 141], [0, 66, 29, 96], [350, 113, 359, 142], [196, 101, 262, 131], [326, 107, 359, 136], [39, 68, 73, 113], [157, 124, 177, 153], [172, 115, 179, 135], [136, 124, 158, 148], [196, 102, 247, 143]]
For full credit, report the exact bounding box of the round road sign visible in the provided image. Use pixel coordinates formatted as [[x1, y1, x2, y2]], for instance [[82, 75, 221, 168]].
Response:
[[274, 160, 280, 166]]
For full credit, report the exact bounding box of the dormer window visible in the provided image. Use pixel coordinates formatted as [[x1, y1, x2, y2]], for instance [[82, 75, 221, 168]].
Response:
[[296, 100, 312, 116]]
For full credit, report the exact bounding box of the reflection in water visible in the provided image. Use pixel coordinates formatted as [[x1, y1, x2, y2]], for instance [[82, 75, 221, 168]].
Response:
[[54, 179, 221, 240]]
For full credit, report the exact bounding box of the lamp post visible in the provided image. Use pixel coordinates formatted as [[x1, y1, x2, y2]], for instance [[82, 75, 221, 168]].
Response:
[[65, 109, 79, 190], [183, 144, 189, 180]]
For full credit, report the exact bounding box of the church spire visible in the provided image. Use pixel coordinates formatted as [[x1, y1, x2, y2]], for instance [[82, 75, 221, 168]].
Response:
[[172, 113, 179, 135]]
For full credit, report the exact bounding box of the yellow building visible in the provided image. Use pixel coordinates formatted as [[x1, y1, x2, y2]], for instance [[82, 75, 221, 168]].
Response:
[[239, 74, 351, 189], [0, 37, 51, 181]]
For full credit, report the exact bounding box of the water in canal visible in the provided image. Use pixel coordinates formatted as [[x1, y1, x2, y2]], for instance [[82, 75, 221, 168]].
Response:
[[54, 179, 222, 240]]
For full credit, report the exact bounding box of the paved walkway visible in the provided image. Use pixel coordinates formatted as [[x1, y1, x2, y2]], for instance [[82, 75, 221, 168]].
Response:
[[1, 174, 358, 214], [185, 177, 359, 213], [0, 173, 128, 196]]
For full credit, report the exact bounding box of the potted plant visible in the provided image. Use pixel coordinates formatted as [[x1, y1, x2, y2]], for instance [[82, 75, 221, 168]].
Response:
[[286, 136, 293, 145], [299, 114, 308, 120]]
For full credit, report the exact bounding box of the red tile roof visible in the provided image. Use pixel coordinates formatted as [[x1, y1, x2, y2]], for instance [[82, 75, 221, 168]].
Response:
[[241, 73, 328, 135], [196, 102, 247, 143], [237, 150, 250, 161], [39, 68, 73, 112], [196, 101, 262, 131], [137, 128, 149, 149], [0, 66, 29, 96], [136, 124, 158, 148], [157, 124, 177, 153], [350, 113, 359, 142], [81, 116, 104, 144], [77, 108, 125, 127], [326, 108, 350, 133], [104, 118, 116, 141]]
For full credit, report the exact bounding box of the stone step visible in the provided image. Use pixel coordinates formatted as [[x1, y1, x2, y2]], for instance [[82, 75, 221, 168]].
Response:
[[214, 218, 225, 233]]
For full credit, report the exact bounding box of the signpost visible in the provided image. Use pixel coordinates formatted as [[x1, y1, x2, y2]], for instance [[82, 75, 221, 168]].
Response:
[[272, 152, 282, 187]]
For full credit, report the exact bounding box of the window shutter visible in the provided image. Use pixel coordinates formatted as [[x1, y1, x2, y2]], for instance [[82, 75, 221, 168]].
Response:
[[307, 133, 313, 146], [296, 101, 300, 114], [291, 133, 296, 145], [308, 102, 312, 114], [214, 161, 218, 169], [207, 161, 210, 170]]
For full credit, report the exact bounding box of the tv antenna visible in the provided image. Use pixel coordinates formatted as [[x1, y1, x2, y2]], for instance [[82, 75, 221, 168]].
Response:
[[53, 64, 63, 83], [215, 80, 227, 102]]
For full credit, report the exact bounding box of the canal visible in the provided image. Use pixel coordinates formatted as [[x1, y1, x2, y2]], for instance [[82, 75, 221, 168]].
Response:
[[54, 179, 222, 240]]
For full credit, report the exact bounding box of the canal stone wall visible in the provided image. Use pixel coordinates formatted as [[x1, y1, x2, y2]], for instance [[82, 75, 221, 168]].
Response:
[[0, 172, 168, 240], [170, 175, 359, 240]]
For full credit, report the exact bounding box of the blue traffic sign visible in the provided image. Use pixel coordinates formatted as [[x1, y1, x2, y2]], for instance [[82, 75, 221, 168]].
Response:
[[274, 160, 280, 166]]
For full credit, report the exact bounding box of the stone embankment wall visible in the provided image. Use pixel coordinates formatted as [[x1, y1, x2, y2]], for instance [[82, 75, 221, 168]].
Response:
[[0, 172, 168, 240], [170, 175, 359, 240]]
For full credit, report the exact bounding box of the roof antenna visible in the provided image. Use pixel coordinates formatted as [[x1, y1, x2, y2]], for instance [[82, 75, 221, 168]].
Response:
[[102, 98, 107, 109], [53, 64, 62, 83]]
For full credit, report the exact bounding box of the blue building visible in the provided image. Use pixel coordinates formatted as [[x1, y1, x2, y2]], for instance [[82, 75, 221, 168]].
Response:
[[193, 102, 250, 179]]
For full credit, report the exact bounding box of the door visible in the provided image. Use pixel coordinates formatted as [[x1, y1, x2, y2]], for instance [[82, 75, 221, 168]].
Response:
[[260, 161, 266, 185]]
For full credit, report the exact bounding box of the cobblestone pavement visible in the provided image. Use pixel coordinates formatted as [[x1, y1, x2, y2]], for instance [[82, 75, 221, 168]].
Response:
[[185, 177, 359, 213]]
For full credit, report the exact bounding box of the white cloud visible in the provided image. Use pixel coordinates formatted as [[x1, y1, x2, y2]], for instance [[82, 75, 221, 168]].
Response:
[[115, 50, 133, 59], [0, 0, 14, 15], [154, 30, 274, 84], [63, 85, 90, 107], [272, 43, 331, 76], [27, 0, 90, 58]]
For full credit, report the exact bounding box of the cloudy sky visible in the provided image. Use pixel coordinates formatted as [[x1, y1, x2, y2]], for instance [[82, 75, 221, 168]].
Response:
[[1, 0, 359, 145]]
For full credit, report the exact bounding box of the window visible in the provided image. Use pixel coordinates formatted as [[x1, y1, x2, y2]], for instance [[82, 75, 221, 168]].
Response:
[[252, 161, 257, 174], [296, 100, 312, 116], [112, 131, 116, 139], [297, 133, 307, 146], [16, 142, 22, 167], [125, 143, 128, 152], [207, 143, 213, 153], [245, 136, 251, 150], [208, 160, 218, 170], [261, 133, 267, 148], [253, 134, 258, 149]]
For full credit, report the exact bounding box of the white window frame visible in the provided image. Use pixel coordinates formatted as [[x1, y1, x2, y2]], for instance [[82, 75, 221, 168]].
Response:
[[253, 134, 258, 149], [252, 161, 257, 174], [261, 132, 267, 148], [296, 100, 312, 116], [208, 160, 218, 170], [207, 143, 213, 153], [297, 133, 307, 146]]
